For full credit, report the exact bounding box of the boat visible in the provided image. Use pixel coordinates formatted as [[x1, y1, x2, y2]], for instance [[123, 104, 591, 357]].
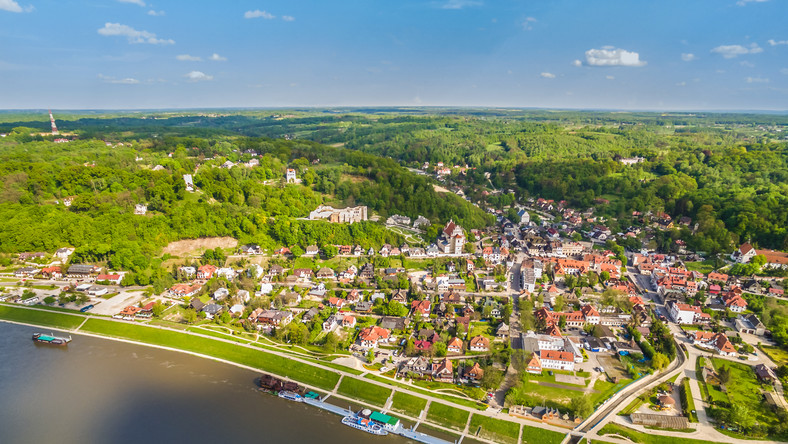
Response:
[[277, 391, 303, 402], [341, 412, 388, 436], [32, 332, 72, 346]]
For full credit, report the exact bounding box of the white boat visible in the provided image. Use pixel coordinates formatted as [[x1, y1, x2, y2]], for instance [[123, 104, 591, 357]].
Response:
[[341, 413, 388, 436], [277, 391, 303, 402]]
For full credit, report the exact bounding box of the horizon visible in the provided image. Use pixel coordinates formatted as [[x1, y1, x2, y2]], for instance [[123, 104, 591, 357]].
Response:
[[1, 0, 787, 110]]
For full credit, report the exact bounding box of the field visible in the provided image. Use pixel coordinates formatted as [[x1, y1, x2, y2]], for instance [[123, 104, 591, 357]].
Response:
[[707, 358, 779, 429], [336, 377, 391, 407], [468, 414, 520, 444], [162, 237, 238, 257], [426, 402, 470, 431], [684, 260, 717, 274], [364, 374, 487, 409], [599, 423, 715, 444], [520, 424, 566, 444], [390, 391, 428, 418], [0, 304, 84, 329], [759, 344, 788, 366], [79, 318, 341, 390]]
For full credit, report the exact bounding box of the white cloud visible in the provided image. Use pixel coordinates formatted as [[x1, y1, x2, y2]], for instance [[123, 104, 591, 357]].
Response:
[[711, 43, 762, 58], [440, 0, 482, 9], [572, 59, 582, 67], [736, 0, 768, 5], [746, 76, 769, 83], [98, 23, 174, 45], [769, 39, 788, 46], [185, 71, 212, 81], [522, 17, 536, 30], [147, 10, 165, 16], [176, 54, 202, 62], [245, 9, 274, 19], [540, 72, 555, 79], [581, 46, 646, 67], [0, 0, 32, 12], [98, 74, 140, 84], [681, 53, 696, 62], [209, 53, 227, 61], [606, 75, 615, 80], [282, 15, 295, 21], [676, 81, 687, 86], [118, 0, 145, 6], [740, 61, 755, 68]]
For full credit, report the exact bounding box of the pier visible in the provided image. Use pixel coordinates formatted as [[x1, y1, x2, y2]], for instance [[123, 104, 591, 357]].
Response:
[[302, 397, 454, 444]]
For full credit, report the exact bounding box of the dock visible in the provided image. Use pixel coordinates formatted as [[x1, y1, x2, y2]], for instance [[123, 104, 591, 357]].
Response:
[[302, 397, 453, 444]]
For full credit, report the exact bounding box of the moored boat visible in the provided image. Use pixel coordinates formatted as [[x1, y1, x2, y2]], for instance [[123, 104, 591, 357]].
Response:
[[32, 332, 72, 346], [277, 390, 303, 402], [341, 411, 388, 436]]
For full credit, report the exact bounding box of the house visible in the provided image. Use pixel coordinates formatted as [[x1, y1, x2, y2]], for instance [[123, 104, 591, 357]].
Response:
[[432, 358, 454, 383], [526, 353, 542, 374], [755, 364, 777, 384], [170, 283, 202, 298], [342, 315, 357, 328], [203, 304, 222, 319], [269, 264, 285, 276], [213, 287, 230, 301], [464, 362, 484, 381], [399, 356, 431, 377], [322, 315, 339, 332], [14, 267, 40, 278], [539, 350, 575, 371], [447, 337, 463, 354], [496, 322, 510, 340], [67, 264, 99, 278], [358, 326, 391, 348], [96, 274, 122, 285], [87, 286, 108, 296], [667, 301, 703, 324], [301, 307, 320, 323], [256, 310, 294, 328], [197, 264, 217, 280], [40, 266, 62, 279], [411, 300, 431, 316], [190, 298, 206, 311], [317, 267, 336, 280], [693, 331, 737, 356], [355, 300, 374, 313], [731, 243, 757, 263], [722, 292, 748, 313], [179, 266, 196, 277], [216, 267, 236, 280], [391, 289, 408, 304], [134, 204, 148, 215], [293, 268, 314, 280], [380, 316, 409, 331], [327, 297, 348, 309], [115, 306, 141, 320], [54, 247, 75, 261], [286, 168, 297, 183], [359, 263, 374, 280], [469, 335, 490, 352], [305, 245, 319, 256], [735, 314, 766, 336], [240, 244, 263, 255]]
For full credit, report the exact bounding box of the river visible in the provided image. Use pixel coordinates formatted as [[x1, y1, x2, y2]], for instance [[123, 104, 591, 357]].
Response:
[[0, 322, 412, 444]]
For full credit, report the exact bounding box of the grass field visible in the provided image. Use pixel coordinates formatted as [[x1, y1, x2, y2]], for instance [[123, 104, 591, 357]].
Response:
[[682, 378, 698, 422], [684, 260, 717, 274], [521, 424, 565, 444], [390, 391, 428, 418], [426, 402, 470, 431], [0, 304, 84, 329], [599, 423, 714, 444], [364, 374, 487, 409], [759, 344, 788, 366], [468, 414, 520, 444], [79, 318, 341, 390], [709, 357, 779, 429], [336, 377, 391, 407]]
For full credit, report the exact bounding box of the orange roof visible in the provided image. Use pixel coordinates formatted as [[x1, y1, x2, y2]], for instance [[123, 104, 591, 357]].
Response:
[[539, 350, 574, 363], [469, 335, 490, 348]]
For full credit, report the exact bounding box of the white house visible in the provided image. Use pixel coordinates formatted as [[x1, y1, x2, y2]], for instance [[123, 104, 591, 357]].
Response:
[[668, 301, 702, 324], [539, 350, 575, 371]]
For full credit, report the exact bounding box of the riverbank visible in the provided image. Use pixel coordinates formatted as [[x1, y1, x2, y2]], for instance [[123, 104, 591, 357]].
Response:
[[0, 304, 566, 444]]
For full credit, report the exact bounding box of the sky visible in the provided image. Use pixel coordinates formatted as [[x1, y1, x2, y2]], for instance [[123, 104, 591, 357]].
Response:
[[1, 0, 787, 111]]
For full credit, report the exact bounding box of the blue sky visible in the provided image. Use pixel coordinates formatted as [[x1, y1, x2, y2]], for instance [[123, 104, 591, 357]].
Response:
[[1, 0, 787, 110]]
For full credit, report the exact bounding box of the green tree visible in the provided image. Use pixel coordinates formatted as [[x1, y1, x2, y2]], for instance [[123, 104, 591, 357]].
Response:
[[322, 244, 338, 259], [651, 352, 670, 370], [433, 341, 447, 358], [152, 301, 165, 317], [324, 332, 339, 352], [570, 395, 594, 418], [183, 309, 197, 324]]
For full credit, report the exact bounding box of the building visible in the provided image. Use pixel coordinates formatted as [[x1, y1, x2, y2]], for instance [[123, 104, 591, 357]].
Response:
[[667, 301, 703, 324], [735, 314, 766, 336], [358, 326, 391, 348], [67, 264, 99, 278], [197, 264, 217, 280], [469, 335, 490, 352], [432, 358, 454, 383], [183, 174, 195, 192], [96, 274, 122, 285], [539, 350, 575, 371], [134, 204, 147, 215], [308, 205, 368, 224], [286, 168, 297, 183], [693, 331, 737, 356], [438, 219, 466, 255]]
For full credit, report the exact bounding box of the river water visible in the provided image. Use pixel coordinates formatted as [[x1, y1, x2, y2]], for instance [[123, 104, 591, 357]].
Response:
[[0, 322, 412, 444]]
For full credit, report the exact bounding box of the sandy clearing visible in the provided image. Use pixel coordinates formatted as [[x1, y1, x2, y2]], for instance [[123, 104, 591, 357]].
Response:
[[162, 237, 238, 257]]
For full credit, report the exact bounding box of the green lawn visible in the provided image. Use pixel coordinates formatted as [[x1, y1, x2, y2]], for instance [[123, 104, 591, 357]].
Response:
[[468, 414, 520, 444], [364, 374, 487, 409], [390, 391, 428, 418], [426, 402, 470, 431], [521, 424, 565, 444], [684, 260, 717, 274], [79, 318, 341, 390], [0, 304, 84, 329], [336, 377, 391, 407], [591, 378, 633, 406], [759, 344, 788, 366], [709, 357, 779, 429], [599, 423, 715, 444], [682, 378, 698, 422]]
